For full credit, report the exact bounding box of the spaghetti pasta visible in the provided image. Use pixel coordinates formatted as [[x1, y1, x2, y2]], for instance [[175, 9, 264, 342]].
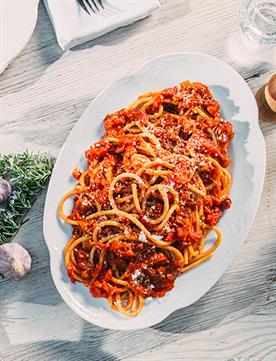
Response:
[[59, 81, 234, 316]]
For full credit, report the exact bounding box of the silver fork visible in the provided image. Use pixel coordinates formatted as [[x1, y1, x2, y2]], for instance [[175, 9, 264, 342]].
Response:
[[77, 0, 104, 14]]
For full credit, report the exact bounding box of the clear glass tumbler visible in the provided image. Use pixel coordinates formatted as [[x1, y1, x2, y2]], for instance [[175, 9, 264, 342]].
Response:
[[240, 0, 276, 45]]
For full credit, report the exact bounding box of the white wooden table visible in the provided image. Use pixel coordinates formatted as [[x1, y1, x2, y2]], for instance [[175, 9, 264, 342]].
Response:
[[0, 1, 275, 360]]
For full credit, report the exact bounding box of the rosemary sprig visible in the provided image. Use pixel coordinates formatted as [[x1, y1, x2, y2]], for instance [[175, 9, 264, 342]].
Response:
[[0, 151, 55, 244]]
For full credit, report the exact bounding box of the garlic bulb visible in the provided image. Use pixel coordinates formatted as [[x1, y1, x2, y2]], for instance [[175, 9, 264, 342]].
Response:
[[0, 243, 32, 280], [0, 177, 11, 203]]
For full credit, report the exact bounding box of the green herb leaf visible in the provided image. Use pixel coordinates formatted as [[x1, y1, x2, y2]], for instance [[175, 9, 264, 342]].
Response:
[[0, 151, 55, 244]]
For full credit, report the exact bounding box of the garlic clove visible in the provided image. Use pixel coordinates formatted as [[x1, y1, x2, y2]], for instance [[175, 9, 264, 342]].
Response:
[[0, 243, 32, 280], [0, 178, 12, 204]]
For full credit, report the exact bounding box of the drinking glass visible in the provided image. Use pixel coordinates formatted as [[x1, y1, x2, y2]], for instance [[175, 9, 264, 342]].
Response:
[[240, 0, 276, 45]]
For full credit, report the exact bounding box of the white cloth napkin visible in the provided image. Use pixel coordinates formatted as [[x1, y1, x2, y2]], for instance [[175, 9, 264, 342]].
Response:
[[44, 0, 160, 50]]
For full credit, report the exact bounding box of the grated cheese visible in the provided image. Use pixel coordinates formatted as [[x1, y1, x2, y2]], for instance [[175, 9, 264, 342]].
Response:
[[152, 234, 164, 241], [131, 269, 142, 281], [139, 231, 148, 243]]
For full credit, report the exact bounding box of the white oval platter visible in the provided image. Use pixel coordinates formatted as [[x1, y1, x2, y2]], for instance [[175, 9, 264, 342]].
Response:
[[43, 52, 266, 330]]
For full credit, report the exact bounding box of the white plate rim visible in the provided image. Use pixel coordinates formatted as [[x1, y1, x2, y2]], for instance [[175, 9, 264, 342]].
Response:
[[43, 52, 266, 330]]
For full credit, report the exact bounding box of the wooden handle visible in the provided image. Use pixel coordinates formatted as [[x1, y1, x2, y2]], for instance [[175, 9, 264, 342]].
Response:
[[265, 74, 276, 112]]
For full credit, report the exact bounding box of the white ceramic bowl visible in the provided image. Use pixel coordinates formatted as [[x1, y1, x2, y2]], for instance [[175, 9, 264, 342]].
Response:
[[43, 52, 266, 330]]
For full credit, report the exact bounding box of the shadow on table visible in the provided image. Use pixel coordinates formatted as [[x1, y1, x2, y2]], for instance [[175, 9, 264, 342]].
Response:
[[223, 26, 273, 81], [151, 274, 254, 336], [5, 340, 119, 361], [33, 2, 63, 70], [4, 96, 93, 152]]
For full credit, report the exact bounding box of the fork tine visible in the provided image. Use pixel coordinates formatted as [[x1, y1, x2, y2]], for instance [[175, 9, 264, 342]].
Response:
[[83, 0, 97, 12], [97, 0, 104, 9], [91, 0, 100, 11], [78, 0, 91, 14]]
